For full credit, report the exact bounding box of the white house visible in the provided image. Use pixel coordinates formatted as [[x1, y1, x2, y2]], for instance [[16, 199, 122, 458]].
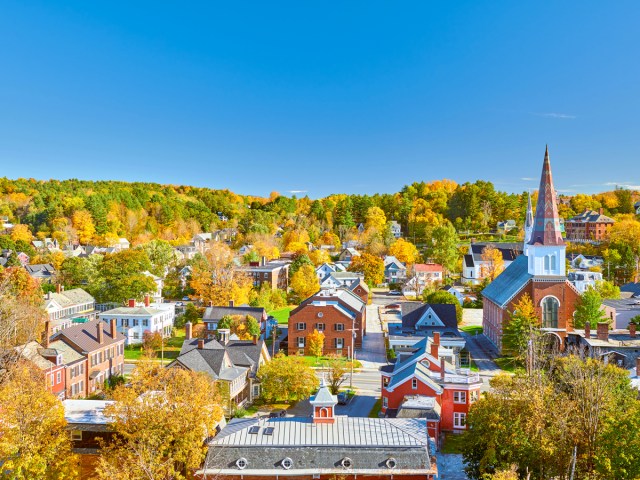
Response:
[[383, 255, 407, 284], [44, 287, 97, 333], [99, 299, 175, 345], [567, 270, 603, 294], [142, 271, 164, 304], [390, 221, 402, 239], [315, 262, 346, 281]]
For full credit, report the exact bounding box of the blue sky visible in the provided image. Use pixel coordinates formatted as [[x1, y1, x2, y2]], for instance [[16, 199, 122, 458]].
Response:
[[1, 1, 639, 197]]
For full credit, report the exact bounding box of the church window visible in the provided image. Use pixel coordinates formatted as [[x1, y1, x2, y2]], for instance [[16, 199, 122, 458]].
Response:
[[544, 255, 550, 271], [551, 255, 557, 271], [542, 297, 559, 328]]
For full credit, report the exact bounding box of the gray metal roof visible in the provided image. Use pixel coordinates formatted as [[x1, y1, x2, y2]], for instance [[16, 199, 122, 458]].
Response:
[[203, 305, 266, 322], [481, 255, 532, 308]]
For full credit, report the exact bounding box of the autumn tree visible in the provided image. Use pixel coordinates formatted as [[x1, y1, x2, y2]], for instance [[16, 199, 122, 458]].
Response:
[[307, 329, 325, 358], [290, 263, 320, 301], [257, 353, 318, 402], [502, 293, 538, 360], [364, 206, 387, 232], [96, 359, 224, 480], [217, 314, 261, 339], [71, 209, 96, 244], [0, 362, 78, 479], [480, 245, 504, 280], [308, 248, 331, 266], [96, 249, 158, 304], [189, 242, 252, 306], [323, 354, 353, 394], [388, 238, 420, 266], [573, 288, 608, 328], [139, 239, 176, 276], [348, 252, 384, 286], [10, 223, 33, 243]]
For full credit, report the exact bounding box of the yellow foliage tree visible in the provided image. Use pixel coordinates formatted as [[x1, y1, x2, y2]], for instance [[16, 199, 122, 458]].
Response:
[[10, 224, 33, 243], [308, 248, 331, 266], [290, 263, 320, 300], [481, 245, 505, 280], [72, 209, 96, 244], [389, 238, 420, 266], [365, 206, 387, 232], [0, 362, 78, 479], [307, 328, 325, 358]]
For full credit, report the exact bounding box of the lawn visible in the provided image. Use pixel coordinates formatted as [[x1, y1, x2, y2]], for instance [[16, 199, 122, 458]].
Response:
[[268, 306, 296, 324], [124, 327, 186, 362], [440, 432, 466, 454], [460, 325, 483, 335], [299, 356, 363, 369], [495, 356, 525, 374], [368, 398, 383, 418]]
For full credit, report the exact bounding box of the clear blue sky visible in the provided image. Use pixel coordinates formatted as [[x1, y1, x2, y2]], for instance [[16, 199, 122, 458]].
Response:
[[1, 1, 639, 198]]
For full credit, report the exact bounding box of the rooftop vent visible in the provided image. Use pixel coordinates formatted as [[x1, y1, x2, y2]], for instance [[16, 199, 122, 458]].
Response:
[[236, 458, 248, 470], [341, 457, 353, 469], [282, 457, 293, 470], [386, 458, 397, 469]]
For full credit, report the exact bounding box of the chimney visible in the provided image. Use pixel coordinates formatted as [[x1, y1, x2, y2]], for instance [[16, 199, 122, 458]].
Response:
[[596, 322, 609, 342], [61, 285, 64, 292], [440, 358, 446, 381], [42, 320, 50, 348], [229, 300, 235, 308], [430, 332, 440, 358], [185, 322, 193, 340], [261, 256, 267, 266], [56, 284, 61, 294], [97, 321, 104, 344], [253, 335, 258, 345], [128, 298, 136, 308], [599, 207, 604, 215], [144, 294, 150, 307], [629, 323, 636, 339], [584, 321, 591, 339], [636, 357, 640, 378], [198, 339, 205, 349], [110, 318, 117, 338]]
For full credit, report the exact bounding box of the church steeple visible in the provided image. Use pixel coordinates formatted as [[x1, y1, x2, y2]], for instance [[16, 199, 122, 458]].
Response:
[[526, 146, 566, 277], [524, 192, 534, 247]]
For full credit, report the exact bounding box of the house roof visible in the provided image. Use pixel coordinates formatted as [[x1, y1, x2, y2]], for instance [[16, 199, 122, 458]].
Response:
[[180, 337, 268, 376], [99, 306, 163, 316], [401, 303, 458, 331], [48, 340, 85, 365], [464, 254, 474, 268], [384, 256, 406, 269], [15, 341, 55, 370], [621, 283, 640, 297], [469, 243, 521, 262], [567, 210, 615, 224], [25, 263, 56, 277], [171, 346, 247, 381], [64, 400, 114, 425], [51, 319, 125, 353], [203, 305, 266, 322], [413, 263, 443, 273], [291, 287, 366, 318], [481, 255, 532, 308], [46, 288, 95, 309]]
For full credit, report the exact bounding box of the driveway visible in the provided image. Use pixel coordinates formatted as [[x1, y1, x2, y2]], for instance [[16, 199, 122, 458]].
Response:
[[358, 303, 387, 367]]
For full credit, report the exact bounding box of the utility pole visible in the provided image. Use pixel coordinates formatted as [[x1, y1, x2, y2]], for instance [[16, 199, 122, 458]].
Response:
[[272, 323, 277, 357]]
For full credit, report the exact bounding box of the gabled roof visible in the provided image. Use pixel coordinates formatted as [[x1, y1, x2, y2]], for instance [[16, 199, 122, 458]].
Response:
[[413, 263, 443, 273], [567, 210, 615, 224], [384, 255, 406, 269], [48, 340, 85, 365], [15, 341, 56, 370], [51, 319, 125, 353], [621, 282, 640, 297], [180, 337, 269, 376], [481, 255, 531, 308], [203, 305, 266, 322], [25, 263, 56, 277], [171, 342, 248, 381], [401, 303, 458, 331], [46, 288, 95, 309], [469, 243, 521, 262]]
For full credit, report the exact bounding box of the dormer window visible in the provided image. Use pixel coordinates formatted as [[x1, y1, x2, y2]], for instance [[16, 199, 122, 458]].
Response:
[[56, 355, 63, 365]]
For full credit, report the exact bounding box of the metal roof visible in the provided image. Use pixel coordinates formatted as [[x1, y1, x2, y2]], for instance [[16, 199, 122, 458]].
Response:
[[481, 255, 532, 308]]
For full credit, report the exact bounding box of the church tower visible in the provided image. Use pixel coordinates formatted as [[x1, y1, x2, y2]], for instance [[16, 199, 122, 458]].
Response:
[[526, 146, 566, 277]]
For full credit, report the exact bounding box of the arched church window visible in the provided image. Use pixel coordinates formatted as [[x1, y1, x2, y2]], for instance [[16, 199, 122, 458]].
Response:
[[551, 255, 557, 271], [542, 297, 559, 328], [544, 255, 550, 271]]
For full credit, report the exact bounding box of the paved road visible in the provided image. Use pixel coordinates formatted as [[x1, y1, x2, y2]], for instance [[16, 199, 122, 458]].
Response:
[[358, 302, 387, 367]]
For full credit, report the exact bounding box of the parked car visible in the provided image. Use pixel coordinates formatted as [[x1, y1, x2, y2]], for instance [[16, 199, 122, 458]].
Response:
[[386, 304, 400, 309], [337, 390, 353, 405], [385, 309, 401, 315], [389, 291, 403, 296], [269, 409, 287, 418]]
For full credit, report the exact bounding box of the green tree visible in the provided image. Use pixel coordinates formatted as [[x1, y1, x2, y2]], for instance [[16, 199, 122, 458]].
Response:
[[593, 279, 620, 299], [258, 353, 318, 402], [502, 293, 538, 359], [573, 288, 608, 328], [426, 222, 460, 275], [139, 239, 176, 276], [289, 253, 313, 276], [95, 249, 157, 303], [324, 354, 353, 394], [423, 290, 462, 324]]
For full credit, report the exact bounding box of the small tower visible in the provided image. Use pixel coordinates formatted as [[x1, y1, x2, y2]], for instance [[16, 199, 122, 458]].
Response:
[[524, 192, 534, 254], [310, 378, 337, 424], [527, 146, 566, 277]]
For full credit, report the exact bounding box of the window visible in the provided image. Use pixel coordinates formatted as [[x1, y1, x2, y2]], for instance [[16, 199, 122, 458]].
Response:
[[71, 430, 82, 441], [544, 255, 550, 271], [142, 319, 148, 327], [454, 412, 466, 429], [542, 297, 559, 329], [335, 338, 344, 349], [454, 391, 467, 404], [382, 396, 388, 408], [207, 322, 216, 330], [248, 426, 260, 434], [297, 322, 306, 331], [317, 312, 323, 318], [297, 337, 305, 348], [264, 426, 275, 435], [56, 371, 62, 384], [335, 324, 345, 332], [383, 376, 390, 387], [316, 323, 325, 331], [412, 378, 418, 389], [133, 319, 139, 327]]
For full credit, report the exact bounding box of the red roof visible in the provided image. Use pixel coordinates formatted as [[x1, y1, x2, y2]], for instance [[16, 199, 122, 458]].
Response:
[[413, 263, 443, 273]]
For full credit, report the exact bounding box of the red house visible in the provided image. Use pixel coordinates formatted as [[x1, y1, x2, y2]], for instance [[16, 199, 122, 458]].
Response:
[[16, 341, 66, 400], [380, 332, 482, 440]]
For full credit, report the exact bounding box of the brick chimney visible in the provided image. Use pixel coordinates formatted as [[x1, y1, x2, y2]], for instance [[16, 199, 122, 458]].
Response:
[[596, 322, 609, 342], [261, 256, 267, 266], [42, 320, 50, 348], [430, 332, 440, 358], [636, 357, 640, 378], [198, 339, 205, 349], [584, 321, 591, 339], [253, 335, 258, 345], [97, 321, 104, 344], [110, 318, 117, 338], [185, 322, 192, 340], [440, 358, 446, 381], [630, 323, 637, 339], [599, 207, 604, 215], [128, 298, 136, 308], [56, 284, 61, 294], [144, 294, 150, 307], [229, 300, 235, 308]]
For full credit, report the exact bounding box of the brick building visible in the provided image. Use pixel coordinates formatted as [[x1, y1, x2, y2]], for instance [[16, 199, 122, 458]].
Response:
[[565, 209, 614, 243], [380, 333, 481, 440], [52, 319, 126, 395], [483, 147, 580, 353], [197, 379, 438, 479], [288, 288, 366, 356], [15, 341, 66, 400]]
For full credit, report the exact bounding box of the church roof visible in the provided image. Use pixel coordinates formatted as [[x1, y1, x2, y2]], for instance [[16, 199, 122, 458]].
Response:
[[482, 255, 532, 308], [528, 146, 564, 247], [525, 193, 534, 229]]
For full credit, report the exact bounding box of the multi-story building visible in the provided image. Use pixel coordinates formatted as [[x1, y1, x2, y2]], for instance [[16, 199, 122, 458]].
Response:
[[98, 297, 175, 345], [48, 339, 88, 398], [44, 287, 97, 333], [288, 288, 366, 356], [197, 379, 438, 480], [383, 255, 407, 284], [403, 263, 444, 296], [565, 209, 614, 243], [244, 257, 290, 290], [380, 333, 481, 439], [51, 319, 126, 395], [462, 242, 522, 285]]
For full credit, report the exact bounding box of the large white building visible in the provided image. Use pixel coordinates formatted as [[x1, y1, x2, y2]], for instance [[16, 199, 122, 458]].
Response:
[[98, 299, 175, 345]]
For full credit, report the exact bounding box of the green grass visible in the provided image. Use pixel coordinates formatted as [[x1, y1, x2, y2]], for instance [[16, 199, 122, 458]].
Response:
[[268, 306, 296, 324], [300, 356, 363, 368], [368, 398, 383, 418], [469, 359, 479, 372], [460, 325, 483, 335], [495, 356, 525, 373], [124, 327, 186, 362], [441, 432, 466, 454]]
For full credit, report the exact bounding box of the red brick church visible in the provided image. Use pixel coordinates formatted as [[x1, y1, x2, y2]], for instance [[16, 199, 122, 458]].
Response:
[[483, 147, 580, 352]]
